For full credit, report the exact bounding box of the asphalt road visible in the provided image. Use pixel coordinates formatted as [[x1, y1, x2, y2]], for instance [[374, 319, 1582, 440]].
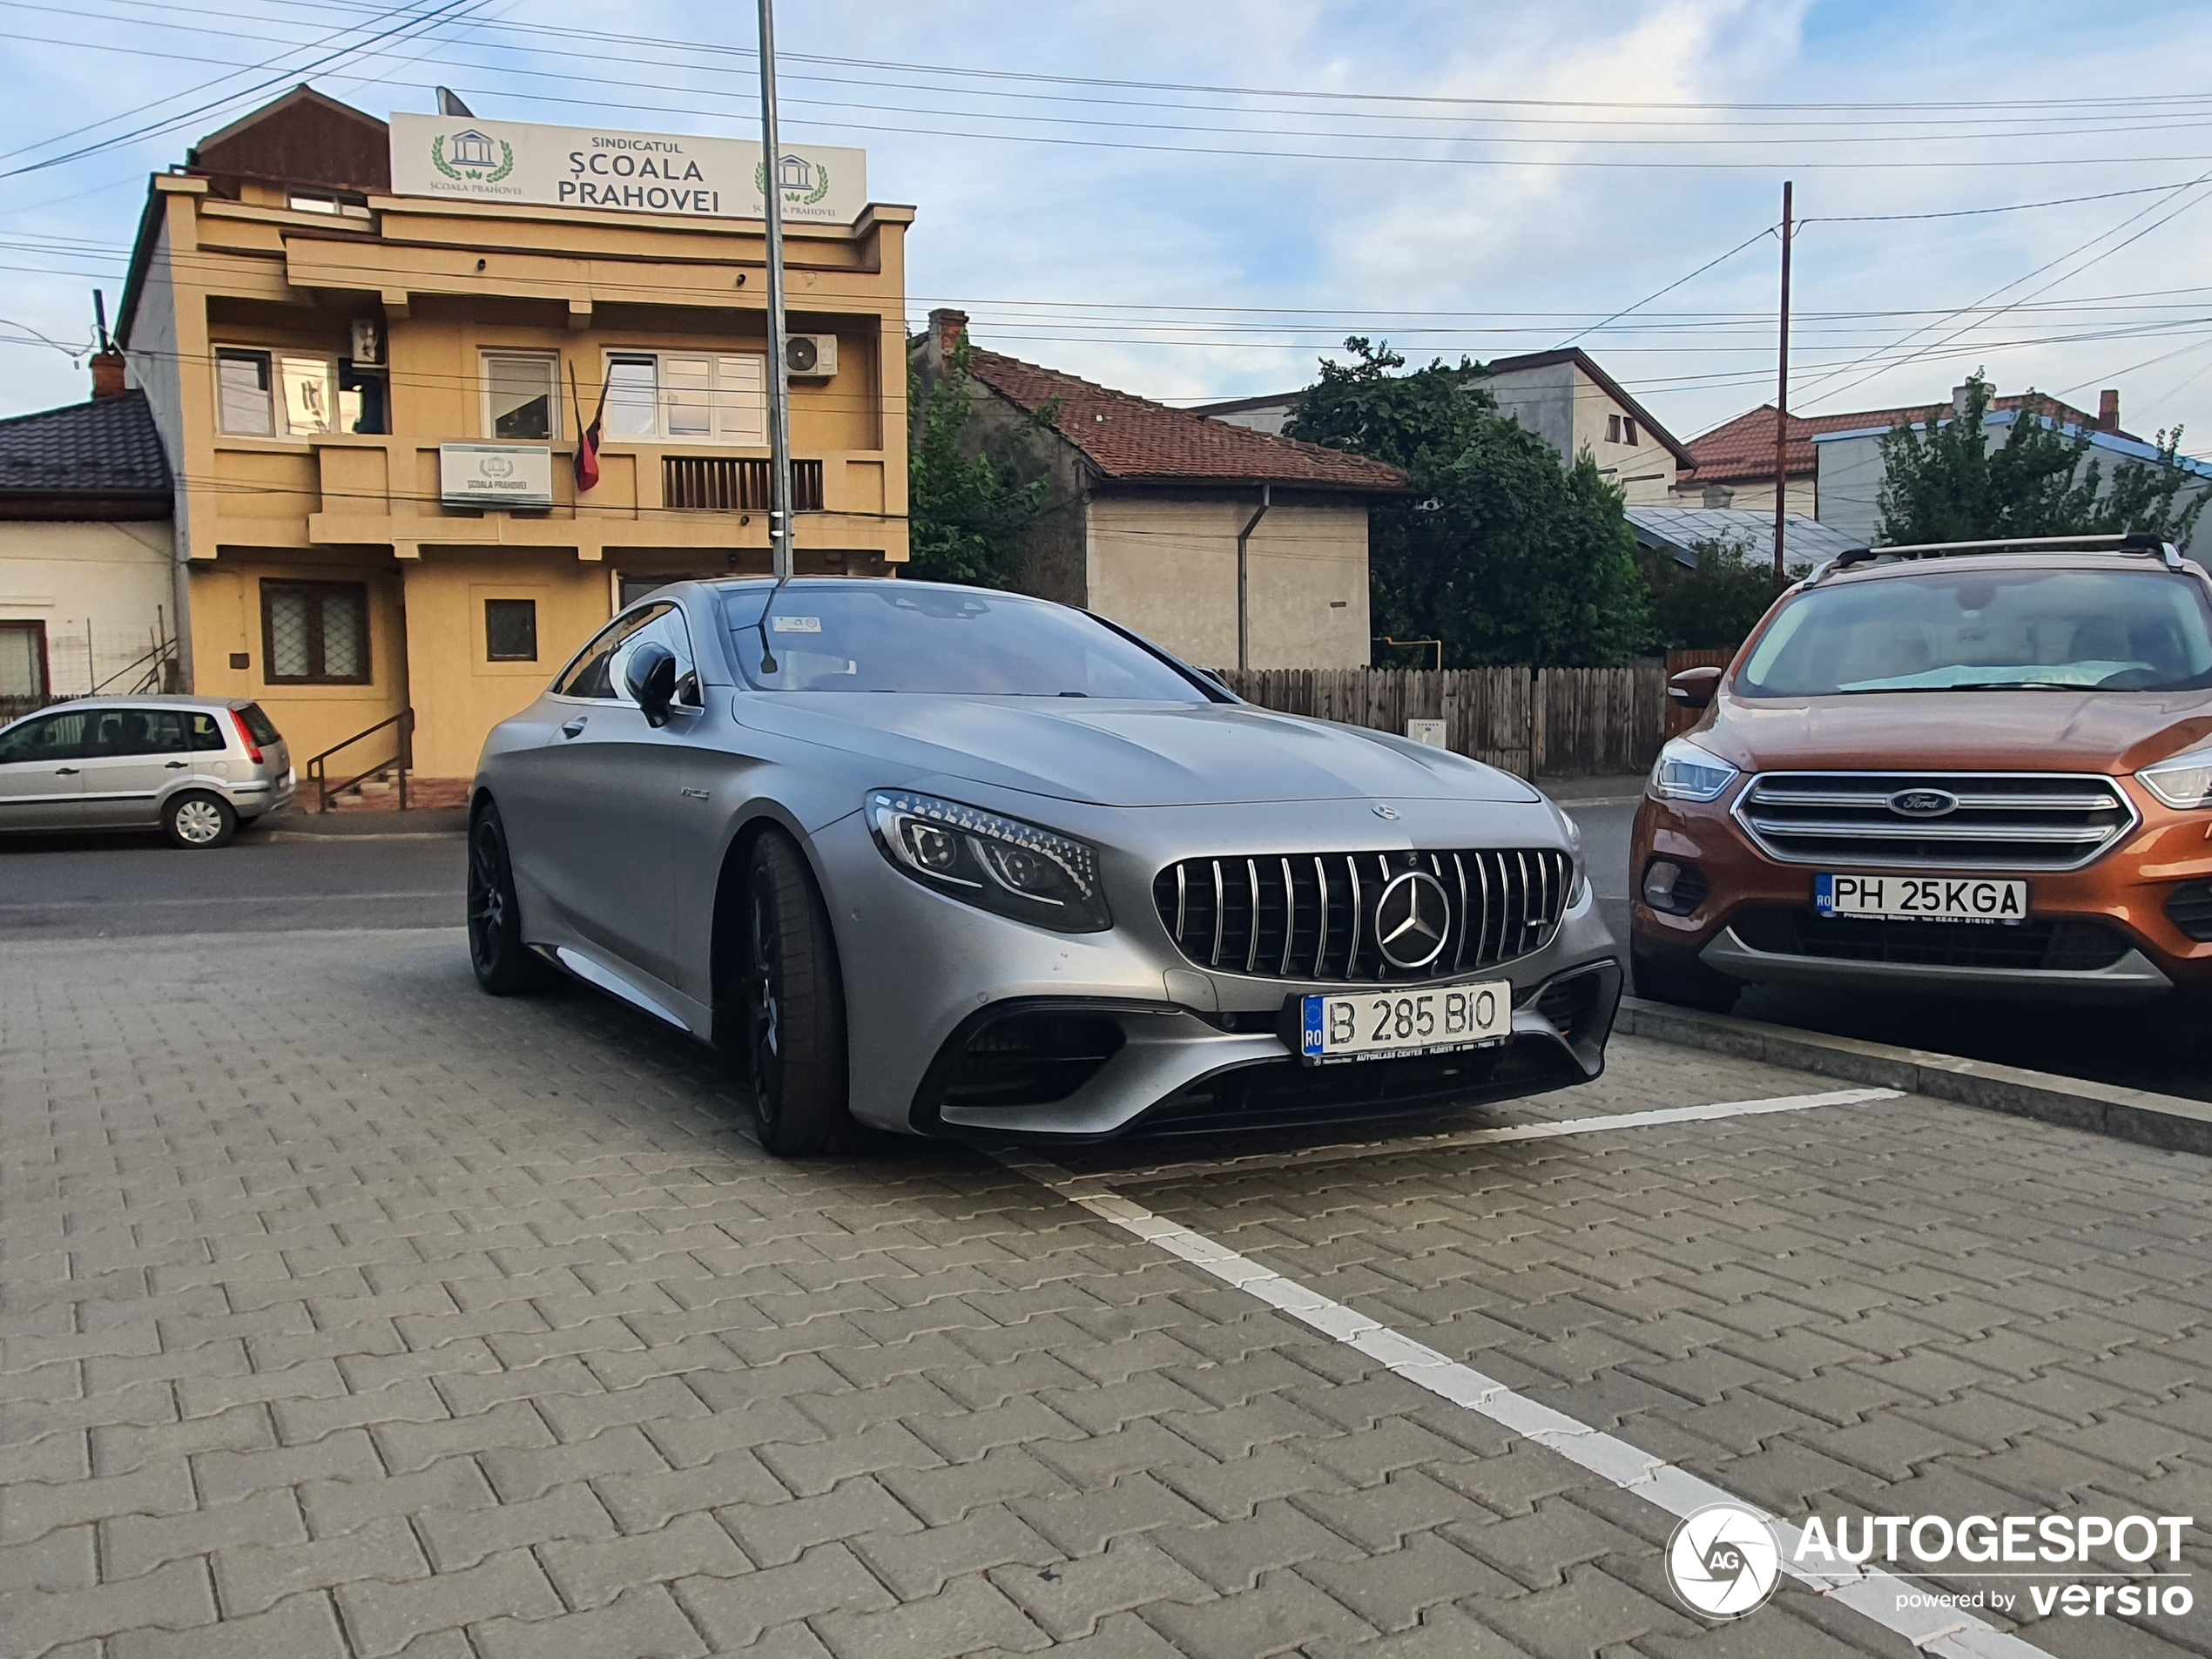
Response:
[[3, 796, 2202, 1102]]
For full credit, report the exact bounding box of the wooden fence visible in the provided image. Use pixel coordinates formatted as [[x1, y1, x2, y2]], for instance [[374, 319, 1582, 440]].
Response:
[[1211, 661, 1672, 779]]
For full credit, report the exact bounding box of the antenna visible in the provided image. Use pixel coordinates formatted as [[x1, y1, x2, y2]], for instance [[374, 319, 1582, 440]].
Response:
[[435, 87, 475, 118], [91, 289, 111, 353]]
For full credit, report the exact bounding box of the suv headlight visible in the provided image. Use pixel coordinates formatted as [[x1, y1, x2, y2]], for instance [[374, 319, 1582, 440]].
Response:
[[2139, 745, 2212, 810], [867, 790, 1112, 933], [1648, 736, 1741, 804]]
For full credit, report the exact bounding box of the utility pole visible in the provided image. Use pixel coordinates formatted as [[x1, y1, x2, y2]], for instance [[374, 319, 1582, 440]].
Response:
[[1772, 179, 1792, 587], [757, 0, 794, 580]]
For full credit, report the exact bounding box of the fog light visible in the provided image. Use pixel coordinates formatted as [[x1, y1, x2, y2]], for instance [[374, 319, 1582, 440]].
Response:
[[1642, 860, 1708, 916]]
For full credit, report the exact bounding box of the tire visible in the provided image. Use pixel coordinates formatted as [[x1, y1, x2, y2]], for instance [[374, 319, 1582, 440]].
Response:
[[1631, 944, 1742, 1014], [163, 791, 236, 849], [468, 802, 557, 995], [740, 829, 851, 1156]]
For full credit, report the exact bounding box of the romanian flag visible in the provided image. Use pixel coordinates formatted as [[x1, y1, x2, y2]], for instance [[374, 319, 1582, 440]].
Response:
[[570, 363, 607, 492]]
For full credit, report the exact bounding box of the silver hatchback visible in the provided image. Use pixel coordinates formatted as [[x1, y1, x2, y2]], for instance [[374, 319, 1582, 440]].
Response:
[[0, 696, 294, 847]]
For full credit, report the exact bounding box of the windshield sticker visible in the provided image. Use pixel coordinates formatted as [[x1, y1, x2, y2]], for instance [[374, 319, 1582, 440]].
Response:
[[771, 616, 822, 633]]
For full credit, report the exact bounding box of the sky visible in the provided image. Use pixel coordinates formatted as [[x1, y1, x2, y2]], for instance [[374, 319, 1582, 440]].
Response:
[[5, 0, 2212, 459]]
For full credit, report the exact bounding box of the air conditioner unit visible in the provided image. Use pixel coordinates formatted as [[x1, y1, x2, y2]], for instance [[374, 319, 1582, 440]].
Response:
[[784, 334, 838, 378]]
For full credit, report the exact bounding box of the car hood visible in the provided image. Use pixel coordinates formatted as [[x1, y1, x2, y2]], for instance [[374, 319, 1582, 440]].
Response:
[[731, 694, 1540, 807], [1696, 688, 2212, 774]]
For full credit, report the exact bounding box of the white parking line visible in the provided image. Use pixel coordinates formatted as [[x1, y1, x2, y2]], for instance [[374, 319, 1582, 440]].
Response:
[[1103, 1087, 1902, 1184], [999, 1146, 2047, 1658]]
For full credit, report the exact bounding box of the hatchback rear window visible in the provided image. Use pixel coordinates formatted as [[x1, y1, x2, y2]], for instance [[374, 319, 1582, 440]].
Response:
[[238, 704, 283, 745]]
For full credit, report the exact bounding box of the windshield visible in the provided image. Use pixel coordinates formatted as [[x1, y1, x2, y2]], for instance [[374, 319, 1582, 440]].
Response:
[[718, 583, 1216, 699], [1738, 568, 2212, 696]]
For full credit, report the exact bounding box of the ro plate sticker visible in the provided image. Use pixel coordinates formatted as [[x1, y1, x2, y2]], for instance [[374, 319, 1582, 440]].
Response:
[[771, 615, 822, 633], [1815, 872, 1837, 916], [1301, 997, 1325, 1058]]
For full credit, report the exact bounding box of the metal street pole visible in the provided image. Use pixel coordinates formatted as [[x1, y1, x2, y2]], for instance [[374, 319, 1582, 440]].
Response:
[[758, 0, 794, 580], [1772, 179, 1792, 587]]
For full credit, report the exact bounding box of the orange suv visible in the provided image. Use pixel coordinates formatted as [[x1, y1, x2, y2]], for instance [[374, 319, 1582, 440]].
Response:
[[1631, 535, 2212, 1022]]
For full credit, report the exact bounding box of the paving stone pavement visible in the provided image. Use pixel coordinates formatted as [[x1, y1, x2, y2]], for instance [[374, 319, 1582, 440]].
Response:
[[2, 927, 2208, 1658]]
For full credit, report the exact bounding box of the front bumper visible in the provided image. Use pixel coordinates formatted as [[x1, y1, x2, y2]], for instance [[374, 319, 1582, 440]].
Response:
[[820, 794, 1621, 1140], [1632, 784, 2212, 1004]]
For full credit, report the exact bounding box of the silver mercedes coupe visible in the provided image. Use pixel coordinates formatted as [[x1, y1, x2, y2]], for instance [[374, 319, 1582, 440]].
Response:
[[469, 578, 1621, 1153]]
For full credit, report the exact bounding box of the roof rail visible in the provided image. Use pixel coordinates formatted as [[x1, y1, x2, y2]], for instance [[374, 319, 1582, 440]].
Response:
[[1819, 531, 2185, 580]]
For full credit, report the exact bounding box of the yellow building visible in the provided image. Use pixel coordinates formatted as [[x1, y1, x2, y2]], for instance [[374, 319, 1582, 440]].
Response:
[[118, 86, 912, 784]]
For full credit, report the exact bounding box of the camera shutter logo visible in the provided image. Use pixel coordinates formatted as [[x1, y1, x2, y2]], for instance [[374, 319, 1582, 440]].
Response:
[[1666, 1505, 1781, 1619]]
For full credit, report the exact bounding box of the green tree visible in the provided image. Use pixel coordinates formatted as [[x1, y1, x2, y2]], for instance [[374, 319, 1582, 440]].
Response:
[[1877, 372, 2206, 548], [1644, 536, 1796, 651], [906, 338, 1047, 587], [1289, 339, 1655, 666]]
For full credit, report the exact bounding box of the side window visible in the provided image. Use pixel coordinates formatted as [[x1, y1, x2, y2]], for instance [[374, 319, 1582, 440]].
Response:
[[554, 604, 668, 700], [85, 709, 185, 757], [608, 604, 701, 709], [187, 712, 229, 752], [0, 710, 89, 765]]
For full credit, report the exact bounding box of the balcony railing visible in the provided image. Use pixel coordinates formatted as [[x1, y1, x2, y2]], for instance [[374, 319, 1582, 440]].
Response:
[[663, 456, 825, 512]]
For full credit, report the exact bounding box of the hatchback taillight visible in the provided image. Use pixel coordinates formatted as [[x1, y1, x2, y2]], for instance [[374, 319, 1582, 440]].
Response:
[[229, 709, 264, 764]]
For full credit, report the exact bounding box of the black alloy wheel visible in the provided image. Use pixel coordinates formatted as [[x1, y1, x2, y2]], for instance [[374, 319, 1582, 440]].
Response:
[[741, 829, 851, 1156], [468, 803, 556, 995]]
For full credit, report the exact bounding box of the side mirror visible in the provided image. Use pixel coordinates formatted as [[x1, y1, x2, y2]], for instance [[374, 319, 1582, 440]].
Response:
[[624, 642, 679, 727], [1668, 666, 1723, 711]]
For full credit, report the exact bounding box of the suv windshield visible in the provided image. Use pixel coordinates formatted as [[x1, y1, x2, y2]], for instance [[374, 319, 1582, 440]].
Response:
[[1739, 567, 2212, 696], [718, 583, 1215, 700]]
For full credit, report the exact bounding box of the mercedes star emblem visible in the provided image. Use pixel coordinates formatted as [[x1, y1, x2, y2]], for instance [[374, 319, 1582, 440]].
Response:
[[1372, 804, 1399, 819], [1373, 869, 1452, 969]]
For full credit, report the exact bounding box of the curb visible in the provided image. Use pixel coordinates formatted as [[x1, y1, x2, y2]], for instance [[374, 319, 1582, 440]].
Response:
[[254, 808, 469, 839], [1616, 996, 2212, 1157]]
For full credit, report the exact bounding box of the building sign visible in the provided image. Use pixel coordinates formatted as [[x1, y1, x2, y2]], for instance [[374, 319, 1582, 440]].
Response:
[[389, 115, 867, 224], [440, 444, 554, 509]]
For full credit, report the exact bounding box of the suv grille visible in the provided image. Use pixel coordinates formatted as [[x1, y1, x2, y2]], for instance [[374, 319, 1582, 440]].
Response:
[[1152, 848, 1571, 982], [1732, 907, 2131, 971], [1733, 772, 2136, 872]]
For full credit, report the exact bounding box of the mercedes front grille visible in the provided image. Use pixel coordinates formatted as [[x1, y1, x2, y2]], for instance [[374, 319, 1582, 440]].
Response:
[[1731, 772, 2137, 872], [1151, 848, 1572, 982]]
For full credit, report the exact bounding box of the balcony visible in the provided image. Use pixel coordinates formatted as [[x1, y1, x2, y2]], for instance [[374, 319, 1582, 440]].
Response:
[[663, 456, 825, 513]]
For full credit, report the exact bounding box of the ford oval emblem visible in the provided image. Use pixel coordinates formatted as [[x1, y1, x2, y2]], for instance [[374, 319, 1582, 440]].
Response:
[[1888, 788, 1959, 819], [1372, 804, 1399, 820]]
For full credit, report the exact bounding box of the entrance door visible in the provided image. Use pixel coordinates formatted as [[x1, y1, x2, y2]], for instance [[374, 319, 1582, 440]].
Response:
[[0, 706, 90, 828], [77, 707, 189, 827]]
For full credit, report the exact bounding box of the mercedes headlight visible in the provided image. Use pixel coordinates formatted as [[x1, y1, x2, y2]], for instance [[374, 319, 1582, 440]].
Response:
[[1648, 736, 1741, 804], [867, 790, 1111, 933], [2139, 745, 2212, 811]]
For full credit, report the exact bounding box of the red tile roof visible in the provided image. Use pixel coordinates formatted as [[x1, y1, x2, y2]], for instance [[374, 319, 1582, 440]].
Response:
[[1682, 394, 2122, 485], [965, 349, 1407, 493]]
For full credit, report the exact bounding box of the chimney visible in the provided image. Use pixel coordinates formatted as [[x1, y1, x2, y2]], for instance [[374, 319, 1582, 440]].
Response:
[[2098, 388, 2119, 432], [90, 349, 128, 400], [929, 307, 968, 355], [1952, 383, 1975, 417]]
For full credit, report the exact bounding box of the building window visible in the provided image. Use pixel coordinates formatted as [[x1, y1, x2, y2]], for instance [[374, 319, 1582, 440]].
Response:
[[262, 581, 369, 685], [485, 598, 538, 662], [0, 621, 48, 702], [483, 352, 561, 442], [1605, 414, 1622, 444], [602, 351, 766, 444], [216, 348, 383, 436], [1622, 415, 1639, 446]]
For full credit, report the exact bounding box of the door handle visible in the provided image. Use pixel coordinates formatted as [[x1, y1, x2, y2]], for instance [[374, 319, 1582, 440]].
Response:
[[561, 717, 589, 738], [165, 760, 188, 769], [55, 766, 78, 775]]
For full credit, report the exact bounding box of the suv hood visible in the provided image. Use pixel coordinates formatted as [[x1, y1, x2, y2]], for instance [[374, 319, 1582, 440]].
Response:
[[1698, 688, 2212, 775], [733, 694, 1540, 807]]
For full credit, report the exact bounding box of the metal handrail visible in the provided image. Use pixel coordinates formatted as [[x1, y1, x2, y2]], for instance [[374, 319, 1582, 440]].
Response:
[[306, 708, 414, 813]]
